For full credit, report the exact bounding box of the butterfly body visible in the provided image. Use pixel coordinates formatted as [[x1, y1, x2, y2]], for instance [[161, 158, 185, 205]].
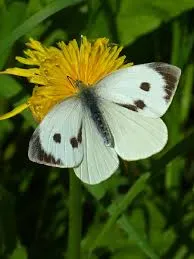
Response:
[[77, 81, 114, 147], [28, 63, 181, 184]]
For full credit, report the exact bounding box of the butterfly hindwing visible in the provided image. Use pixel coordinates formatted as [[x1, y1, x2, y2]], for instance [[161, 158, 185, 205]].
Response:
[[74, 106, 119, 184], [101, 100, 168, 160], [28, 97, 83, 167], [95, 62, 181, 118]]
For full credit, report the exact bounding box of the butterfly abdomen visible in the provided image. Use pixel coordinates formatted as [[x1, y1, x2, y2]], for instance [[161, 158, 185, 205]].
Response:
[[80, 86, 114, 147]]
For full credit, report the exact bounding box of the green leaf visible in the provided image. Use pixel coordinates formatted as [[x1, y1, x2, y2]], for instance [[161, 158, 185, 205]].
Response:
[[0, 2, 27, 36], [151, 130, 194, 172], [84, 184, 107, 201], [0, 0, 83, 56], [0, 1, 27, 68], [117, 0, 194, 45], [10, 244, 27, 259], [0, 75, 36, 127], [84, 171, 124, 200], [0, 75, 22, 99], [118, 215, 159, 259], [85, 0, 111, 39]]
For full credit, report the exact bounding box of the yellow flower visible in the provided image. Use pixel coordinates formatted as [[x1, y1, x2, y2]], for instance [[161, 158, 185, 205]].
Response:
[[0, 36, 131, 122]]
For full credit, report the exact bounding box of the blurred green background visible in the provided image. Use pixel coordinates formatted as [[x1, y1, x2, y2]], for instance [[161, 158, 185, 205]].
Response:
[[0, 0, 194, 258]]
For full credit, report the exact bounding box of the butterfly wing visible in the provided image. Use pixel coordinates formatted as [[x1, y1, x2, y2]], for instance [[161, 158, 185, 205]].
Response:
[[28, 97, 83, 167], [101, 100, 167, 160], [74, 106, 119, 184], [95, 63, 181, 118]]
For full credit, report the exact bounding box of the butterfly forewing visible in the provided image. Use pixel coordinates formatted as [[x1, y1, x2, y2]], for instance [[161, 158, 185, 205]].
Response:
[[28, 97, 83, 167], [95, 62, 181, 118]]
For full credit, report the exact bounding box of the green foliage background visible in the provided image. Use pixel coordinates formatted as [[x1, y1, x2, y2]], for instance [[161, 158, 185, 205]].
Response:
[[0, 0, 194, 258]]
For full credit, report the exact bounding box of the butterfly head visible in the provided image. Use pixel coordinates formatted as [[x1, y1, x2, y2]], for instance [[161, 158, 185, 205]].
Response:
[[66, 76, 89, 91], [75, 80, 88, 90]]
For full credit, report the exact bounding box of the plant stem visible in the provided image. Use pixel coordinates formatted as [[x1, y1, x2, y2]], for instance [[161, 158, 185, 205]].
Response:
[[165, 19, 182, 197], [68, 170, 82, 259]]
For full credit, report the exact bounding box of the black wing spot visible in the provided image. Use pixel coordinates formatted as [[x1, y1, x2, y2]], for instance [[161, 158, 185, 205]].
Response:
[[77, 126, 82, 144], [140, 82, 150, 91], [70, 125, 83, 148], [134, 100, 146, 109], [118, 103, 138, 112], [53, 133, 61, 143], [70, 137, 79, 148], [117, 100, 145, 112]]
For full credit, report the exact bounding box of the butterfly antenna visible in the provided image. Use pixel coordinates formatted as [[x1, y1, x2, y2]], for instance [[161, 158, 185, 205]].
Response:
[[67, 76, 76, 89]]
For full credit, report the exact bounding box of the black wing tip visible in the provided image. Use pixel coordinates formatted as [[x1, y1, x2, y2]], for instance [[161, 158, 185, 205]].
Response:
[[149, 62, 181, 85], [148, 62, 181, 78], [148, 62, 181, 103], [28, 131, 63, 167]]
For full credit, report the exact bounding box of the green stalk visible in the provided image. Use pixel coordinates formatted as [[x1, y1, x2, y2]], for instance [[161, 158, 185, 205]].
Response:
[[165, 20, 182, 196], [68, 170, 82, 259]]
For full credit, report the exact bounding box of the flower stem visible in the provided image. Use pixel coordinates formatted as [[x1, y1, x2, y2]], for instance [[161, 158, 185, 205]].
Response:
[[68, 170, 82, 259]]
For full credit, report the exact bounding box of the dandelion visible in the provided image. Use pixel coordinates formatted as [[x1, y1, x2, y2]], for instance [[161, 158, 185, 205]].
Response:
[[0, 37, 129, 122]]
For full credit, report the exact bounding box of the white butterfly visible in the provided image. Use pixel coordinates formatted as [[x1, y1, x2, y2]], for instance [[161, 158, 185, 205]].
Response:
[[28, 63, 181, 184]]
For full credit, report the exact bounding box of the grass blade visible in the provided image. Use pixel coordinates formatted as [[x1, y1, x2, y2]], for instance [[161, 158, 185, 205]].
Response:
[[118, 215, 159, 259], [0, 0, 83, 56], [89, 172, 150, 254]]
